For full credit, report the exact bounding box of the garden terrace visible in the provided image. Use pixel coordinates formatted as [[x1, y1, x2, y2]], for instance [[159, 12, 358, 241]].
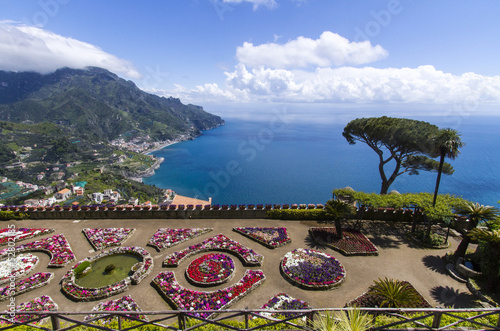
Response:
[[0, 217, 485, 322]]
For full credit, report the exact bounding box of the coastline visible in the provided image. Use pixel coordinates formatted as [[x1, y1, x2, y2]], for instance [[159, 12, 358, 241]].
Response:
[[130, 139, 186, 182]]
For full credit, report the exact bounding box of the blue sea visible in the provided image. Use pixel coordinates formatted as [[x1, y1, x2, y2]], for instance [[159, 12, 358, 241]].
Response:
[[144, 113, 500, 207]]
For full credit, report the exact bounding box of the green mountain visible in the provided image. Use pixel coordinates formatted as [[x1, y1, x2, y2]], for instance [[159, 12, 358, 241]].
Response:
[[0, 67, 224, 142]]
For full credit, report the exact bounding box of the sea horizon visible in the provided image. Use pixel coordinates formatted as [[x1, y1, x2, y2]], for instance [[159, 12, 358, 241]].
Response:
[[143, 113, 500, 207]]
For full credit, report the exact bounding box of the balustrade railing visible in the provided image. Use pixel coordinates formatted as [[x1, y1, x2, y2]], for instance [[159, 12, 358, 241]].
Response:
[[1, 308, 500, 331]]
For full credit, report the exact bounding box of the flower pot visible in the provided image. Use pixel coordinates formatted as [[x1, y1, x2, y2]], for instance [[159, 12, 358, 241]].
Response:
[[195, 205, 203, 210], [152, 205, 159, 210], [133, 205, 142, 211], [168, 205, 177, 210]]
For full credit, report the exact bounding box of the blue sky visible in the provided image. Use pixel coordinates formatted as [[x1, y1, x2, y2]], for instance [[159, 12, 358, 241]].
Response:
[[1, 0, 499, 118]]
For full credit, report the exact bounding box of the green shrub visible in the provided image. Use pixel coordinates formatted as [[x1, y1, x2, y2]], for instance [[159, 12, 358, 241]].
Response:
[[0, 210, 29, 220], [267, 209, 329, 220], [74, 261, 91, 276]]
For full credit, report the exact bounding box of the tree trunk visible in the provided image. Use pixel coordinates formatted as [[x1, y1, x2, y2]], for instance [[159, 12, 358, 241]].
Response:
[[424, 215, 432, 241], [432, 152, 445, 207], [453, 235, 471, 259], [335, 219, 343, 239]]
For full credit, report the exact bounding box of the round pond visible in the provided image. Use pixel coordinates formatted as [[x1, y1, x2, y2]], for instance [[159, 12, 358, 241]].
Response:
[[75, 253, 142, 288]]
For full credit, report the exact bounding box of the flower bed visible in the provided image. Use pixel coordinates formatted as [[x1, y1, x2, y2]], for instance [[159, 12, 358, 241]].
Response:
[[0, 295, 57, 325], [84, 295, 148, 324], [280, 248, 345, 290], [233, 227, 291, 249], [259, 293, 310, 319], [308, 227, 379, 256], [186, 253, 235, 286], [163, 234, 263, 267], [0, 272, 54, 301], [61, 246, 153, 301], [0, 234, 75, 267], [148, 228, 213, 251], [153, 269, 265, 318], [346, 280, 432, 308], [0, 253, 39, 284], [83, 228, 136, 250], [0, 228, 55, 246]]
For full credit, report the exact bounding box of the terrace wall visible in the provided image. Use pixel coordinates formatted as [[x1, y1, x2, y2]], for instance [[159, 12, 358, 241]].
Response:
[[26, 209, 269, 220]]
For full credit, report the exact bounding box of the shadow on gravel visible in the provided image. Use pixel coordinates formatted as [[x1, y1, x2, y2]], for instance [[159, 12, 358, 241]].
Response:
[[422, 255, 448, 275], [303, 233, 326, 250], [430, 286, 476, 308]]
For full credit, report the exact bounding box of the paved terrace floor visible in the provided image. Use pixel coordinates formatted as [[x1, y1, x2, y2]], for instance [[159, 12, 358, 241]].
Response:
[[1, 218, 475, 313]]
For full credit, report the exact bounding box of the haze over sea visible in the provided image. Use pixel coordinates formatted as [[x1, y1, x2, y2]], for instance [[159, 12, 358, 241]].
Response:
[[144, 111, 500, 208]]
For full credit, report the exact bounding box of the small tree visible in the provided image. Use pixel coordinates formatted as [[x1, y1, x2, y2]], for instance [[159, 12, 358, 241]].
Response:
[[431, 129, 464, 207], [325, 199, 355, 238], [453, 202, 499, 259]]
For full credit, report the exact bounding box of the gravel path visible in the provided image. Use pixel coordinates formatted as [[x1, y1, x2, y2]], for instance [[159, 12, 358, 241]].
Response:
[[1, 218, 474, 314]]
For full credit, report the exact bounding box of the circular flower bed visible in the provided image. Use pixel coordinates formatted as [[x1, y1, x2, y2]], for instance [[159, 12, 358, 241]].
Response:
[[186, 253, 235, 286], [280, 248, 345, 290]]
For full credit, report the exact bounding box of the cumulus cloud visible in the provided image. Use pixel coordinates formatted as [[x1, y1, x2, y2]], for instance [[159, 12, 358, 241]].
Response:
[[236, 31, 388, 69], [162, 64, 500, 105], [0, 22, 141, 78]]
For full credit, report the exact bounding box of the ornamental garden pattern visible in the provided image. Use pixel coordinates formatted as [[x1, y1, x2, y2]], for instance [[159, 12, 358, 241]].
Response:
[[0, 223, 431, 325]]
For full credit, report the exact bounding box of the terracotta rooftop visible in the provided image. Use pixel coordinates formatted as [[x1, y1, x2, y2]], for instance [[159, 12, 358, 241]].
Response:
[[171, 194, 211, 206]]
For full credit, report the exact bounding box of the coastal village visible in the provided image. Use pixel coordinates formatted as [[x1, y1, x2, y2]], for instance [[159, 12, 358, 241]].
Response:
[[0, 134, 211, 208]]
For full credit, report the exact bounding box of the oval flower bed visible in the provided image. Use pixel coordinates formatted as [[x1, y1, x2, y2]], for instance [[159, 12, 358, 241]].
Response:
[[148, 228, 213, 251], [0, 228, 54, 246], [0, 253, 38, 284], [280, 248, 346, 290], [83, 228, 136, 250], [0, 234, 75, 267], [233, 227, 291, 249], [0, 272, 54, 301], [153, 269, 265, 318], [84, 295, 147, 324], [308, 227, 378, 256], [186, 253, 235, 286], [259, 293, 310, 319], [61, 246, 153, 301], [163, 234, 263, 267]]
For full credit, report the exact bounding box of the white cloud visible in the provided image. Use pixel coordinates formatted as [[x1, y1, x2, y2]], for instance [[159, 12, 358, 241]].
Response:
[[0, 22, 141, 78], [222, 0, 277, 10], [160, 64, 500, 105], [236, 31, 388, 69]]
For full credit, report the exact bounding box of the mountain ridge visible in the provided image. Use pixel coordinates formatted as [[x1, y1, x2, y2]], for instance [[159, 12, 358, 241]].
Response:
[[0, 67, 224, 142]]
